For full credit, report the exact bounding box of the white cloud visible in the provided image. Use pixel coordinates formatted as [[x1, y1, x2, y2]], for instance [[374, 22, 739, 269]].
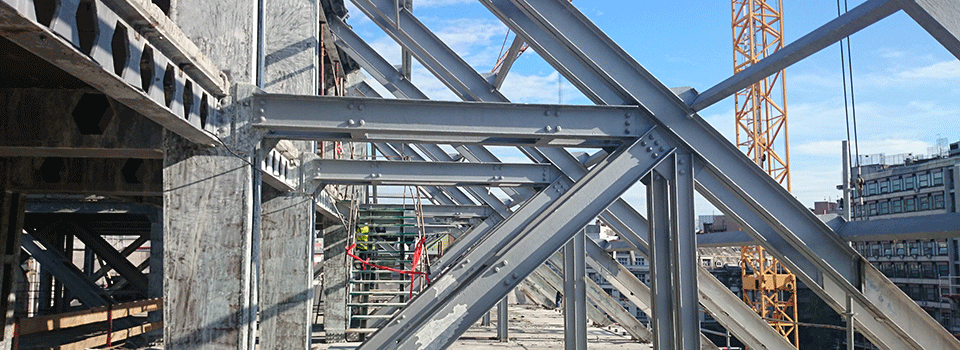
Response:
[[499, 71, 587, 104], [899, 60, 960, 79]]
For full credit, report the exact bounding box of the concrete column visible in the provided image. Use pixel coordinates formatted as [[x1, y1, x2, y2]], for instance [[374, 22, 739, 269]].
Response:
[[148, 209, 163, 324], [256, 0, 318, 346], [322, 222, 349, 342], [259, 186, 314, 349], [163, 128, 257, 350], [0, 190, 24, 350]]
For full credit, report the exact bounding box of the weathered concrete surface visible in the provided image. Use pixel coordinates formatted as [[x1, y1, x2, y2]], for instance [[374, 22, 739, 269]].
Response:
[[258, 0, 318, 347], [259, 186, 315, 350], [0, 88, 163, 159], [262, 0, 318, 94], [322, 221, 349, 342], [163, 129, 255, 350], [173, 0, 255, 85]]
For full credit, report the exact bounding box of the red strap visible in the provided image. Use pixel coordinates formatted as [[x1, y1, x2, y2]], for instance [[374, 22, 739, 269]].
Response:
[[346, 243, 431, 288], [13, 319, 19, 350]]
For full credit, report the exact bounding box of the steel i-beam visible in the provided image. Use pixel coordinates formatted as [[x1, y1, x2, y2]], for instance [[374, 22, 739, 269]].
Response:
[[357, 128, 673, 349]]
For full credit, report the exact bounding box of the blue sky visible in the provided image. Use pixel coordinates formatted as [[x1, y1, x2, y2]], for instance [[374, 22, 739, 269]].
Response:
[[344, 0, 960, 214]]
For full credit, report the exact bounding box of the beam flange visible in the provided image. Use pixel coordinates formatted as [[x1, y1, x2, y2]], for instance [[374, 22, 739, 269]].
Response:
[[311, 158, 559, 186], [253, 94, 644, 147]]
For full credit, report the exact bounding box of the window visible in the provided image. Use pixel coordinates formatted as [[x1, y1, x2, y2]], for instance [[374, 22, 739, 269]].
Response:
[[895, 242, 906, 256], [939, 241, 950, 255], [892, 178, 903, 192], [950, 168, 955, 190], [895, 263, 906, 278], [923, 241, 934, 256], [867, 182, 878, 196], [923, 263, 935, 279], [856, 242, 866, 255], [635, 257, 645, 266], [934, 193, 945, 209], [869, 203, 878, 216], [892, 199, 903, 213], [919, 173, 930, 188], [880, 180, 890, 193], [617, 257, 629, 265], [926, 286, 939, 302], [880, 201, 890, 215], [871, 243, 881, 257], [909, 264, 921, 278], [938, 264, 950, 277], [905, 176, 916, 190], [906, 198, 917, 212], [920, 196, 932, 211], [882, 242, 893, 256], [909, 285, 922, 300], [909, 241, 920, 256], [933, 171, 944, 186]]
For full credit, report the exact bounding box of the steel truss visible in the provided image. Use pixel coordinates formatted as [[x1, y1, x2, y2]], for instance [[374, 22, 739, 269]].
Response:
[[283, 0, 960, 349]]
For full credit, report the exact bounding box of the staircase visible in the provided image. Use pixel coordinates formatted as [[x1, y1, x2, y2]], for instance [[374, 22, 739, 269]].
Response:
[[345, 206, 427, 335]]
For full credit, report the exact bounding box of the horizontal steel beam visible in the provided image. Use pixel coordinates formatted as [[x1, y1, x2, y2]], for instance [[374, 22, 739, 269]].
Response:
[[360, 204, 493, 219], [253, 94, 645, 147], [0, 0, 222, 145], [700, 213, 960, 246], [311, 158, 558, 186]]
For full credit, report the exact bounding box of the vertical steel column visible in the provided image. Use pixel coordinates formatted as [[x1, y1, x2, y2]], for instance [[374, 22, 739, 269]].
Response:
[[563, 231, 587, 349], [647, 165, 675, 350], [846, 295, 855, 350], [671, 153, 700, 349], [498, 297, 509, 341]]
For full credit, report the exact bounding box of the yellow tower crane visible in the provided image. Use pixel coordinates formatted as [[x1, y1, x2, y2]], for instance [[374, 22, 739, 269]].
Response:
[[731, 0, 799, 348]]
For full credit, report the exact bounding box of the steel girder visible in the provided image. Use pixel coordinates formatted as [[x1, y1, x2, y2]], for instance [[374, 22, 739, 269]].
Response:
[[332, 2, 795, 348], [562, 230, 587, 349], [253, 94, 642, 147], [309, 158, 559, 187], [477, 0, 960, 348], [358, 129, 674, 349], [0, 0, 222, 145]]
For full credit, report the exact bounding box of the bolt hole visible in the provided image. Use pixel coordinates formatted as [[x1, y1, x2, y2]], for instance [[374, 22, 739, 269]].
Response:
[[71, 93, 113, 135], [33, 0, 59, 27], [75, 0, 98, 55], [182, 80, 193, 119], [121, 158, 145, 184], [199, 93, 209, 128], [39, 157, 64, 183], [111, 22, 129, 77], [139, 46, 154, 92], [163, 64, 175, 107]]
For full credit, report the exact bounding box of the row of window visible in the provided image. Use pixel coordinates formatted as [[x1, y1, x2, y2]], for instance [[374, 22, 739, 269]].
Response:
[[875, 261, 950, 279], [853, 192, 946, 218], [854, 240, 950, 257], [898, 283, 946, 303], [855, 170, 945, 198]]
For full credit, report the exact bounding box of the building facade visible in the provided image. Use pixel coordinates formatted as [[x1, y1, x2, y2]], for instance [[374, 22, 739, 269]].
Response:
[[849, 142, 960, 335]]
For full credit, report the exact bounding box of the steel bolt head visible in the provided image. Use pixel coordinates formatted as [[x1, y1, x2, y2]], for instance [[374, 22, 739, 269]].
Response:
[[625, 128, 630, 134], [347, 103, 354, 109], [358, 104, 364, 110], [646, 147, 653, 152], [625, 119, 631, 125], [348, 119, 356, 125], [494, 267, 501, 272], [359, 119, 366, 126], [259, 116, 266, 123], [555, 126, 562, 132], [652, 153, 659, 158], [545, 126, 553, 132], [641, 141, 647, 146], [659, 147, 664, 152]]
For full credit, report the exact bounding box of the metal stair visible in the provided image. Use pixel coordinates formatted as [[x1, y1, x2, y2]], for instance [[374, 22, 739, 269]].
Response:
[[345, 205, 427, 336]]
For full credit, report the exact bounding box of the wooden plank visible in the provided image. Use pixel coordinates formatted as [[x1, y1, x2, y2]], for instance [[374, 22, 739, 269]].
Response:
[[19, 298, 161, 335], [57, 321, 162, 350]]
